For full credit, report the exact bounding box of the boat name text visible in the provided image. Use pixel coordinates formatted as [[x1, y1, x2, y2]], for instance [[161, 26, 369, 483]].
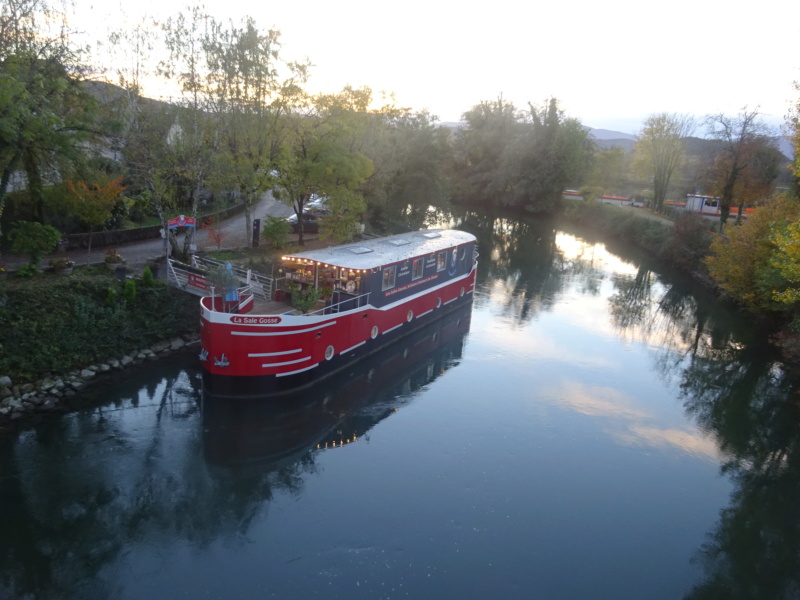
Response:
[[230, 316, 282, 325]]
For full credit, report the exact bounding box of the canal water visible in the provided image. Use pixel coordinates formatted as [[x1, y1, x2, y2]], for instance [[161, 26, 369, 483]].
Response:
[[2, 215, 799, 599]]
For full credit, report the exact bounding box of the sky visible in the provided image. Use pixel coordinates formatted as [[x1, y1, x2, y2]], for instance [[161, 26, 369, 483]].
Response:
[[75, 0, 800, 135]]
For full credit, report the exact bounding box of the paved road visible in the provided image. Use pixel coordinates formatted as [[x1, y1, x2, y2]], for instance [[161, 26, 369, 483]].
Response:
[[3, 192, 297, 272]]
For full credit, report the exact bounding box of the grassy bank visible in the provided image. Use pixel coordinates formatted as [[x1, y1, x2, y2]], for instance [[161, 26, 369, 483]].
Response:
[[0, 267, 198, 383], [560, 198, 714, 282]]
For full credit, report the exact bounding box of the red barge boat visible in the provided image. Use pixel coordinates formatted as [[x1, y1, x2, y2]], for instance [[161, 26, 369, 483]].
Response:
[[199, 229, 478, 397]]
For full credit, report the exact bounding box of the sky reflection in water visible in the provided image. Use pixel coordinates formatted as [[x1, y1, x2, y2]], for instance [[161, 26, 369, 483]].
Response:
[[3, 219, 798, 600]]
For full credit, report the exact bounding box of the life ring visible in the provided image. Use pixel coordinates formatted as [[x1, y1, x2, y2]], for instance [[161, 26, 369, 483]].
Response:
[[346, 280, 356, 293]]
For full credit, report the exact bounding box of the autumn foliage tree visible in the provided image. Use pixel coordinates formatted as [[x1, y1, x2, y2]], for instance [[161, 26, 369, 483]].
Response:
[[705, 196, 800, 312], [67, 176, 126, 259]]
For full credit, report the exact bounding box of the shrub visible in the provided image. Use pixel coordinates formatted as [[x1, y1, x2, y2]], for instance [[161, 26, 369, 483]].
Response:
[[123, 280, 137, 302], [261, 215, 290, 249], [9, 221, 61, 265], [142, 266, 155, 286], [290, 284, 320, 314]]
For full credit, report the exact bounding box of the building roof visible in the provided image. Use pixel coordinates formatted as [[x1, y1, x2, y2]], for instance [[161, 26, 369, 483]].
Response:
[[283, 229, 476, 270]]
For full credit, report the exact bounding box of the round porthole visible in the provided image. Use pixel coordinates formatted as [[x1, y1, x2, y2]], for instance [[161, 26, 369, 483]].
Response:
[[370, 325, 379, 339], [406, 310, 413, 322], [325, 345, 335, 360], [459, 287, 465, 297], [436, 297, 442, 308]]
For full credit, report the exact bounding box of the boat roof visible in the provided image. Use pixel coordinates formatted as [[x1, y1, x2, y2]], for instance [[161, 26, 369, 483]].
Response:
[[283, 229, 476, 270]]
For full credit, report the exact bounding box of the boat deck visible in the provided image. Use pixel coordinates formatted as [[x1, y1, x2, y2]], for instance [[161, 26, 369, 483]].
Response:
[[251, 296, 298, 315], [249, 295, 329, 316]]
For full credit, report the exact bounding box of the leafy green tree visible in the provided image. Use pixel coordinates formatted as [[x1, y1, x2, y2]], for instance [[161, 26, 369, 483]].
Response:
[[587, 146, 627, 199], [451, 97, 591, 213], [160, 6, 220, 256], [205, 16, 302, 247], [272, 88, 374, 245], [633, 112, 695, 213], [367, 110, 452, 232], [516, 104, 592, 211], [0, 0, 99, 245], [450, 97, 520, 207], [320, 188, 367, 243]]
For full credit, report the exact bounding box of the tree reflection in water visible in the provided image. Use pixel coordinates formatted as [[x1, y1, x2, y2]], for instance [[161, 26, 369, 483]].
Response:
[[461, 212, 800, 599], [597, 239, 800, 599], [0, 306, 472, 599]]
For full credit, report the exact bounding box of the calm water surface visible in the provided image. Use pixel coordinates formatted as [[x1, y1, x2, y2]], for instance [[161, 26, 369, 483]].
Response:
[[2, 216, 799, 599]]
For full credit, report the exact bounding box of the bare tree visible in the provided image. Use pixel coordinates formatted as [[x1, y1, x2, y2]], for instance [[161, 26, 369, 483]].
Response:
[[705, 107, 774, 230]]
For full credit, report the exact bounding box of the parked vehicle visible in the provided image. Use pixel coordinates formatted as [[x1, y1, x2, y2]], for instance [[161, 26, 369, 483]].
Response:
[[285, 209, 329, 233], [307, 194, 328, 208]]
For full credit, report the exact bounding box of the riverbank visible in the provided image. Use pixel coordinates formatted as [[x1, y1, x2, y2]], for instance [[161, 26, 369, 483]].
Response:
[[560, 198, 715, 285], [0, 334, 199, 432]]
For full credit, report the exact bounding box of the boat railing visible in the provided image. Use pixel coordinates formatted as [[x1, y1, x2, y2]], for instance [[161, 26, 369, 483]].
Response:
[[191, 255, 274, 300], [202, 284, 254, 313], [306, 291, 372, 316]]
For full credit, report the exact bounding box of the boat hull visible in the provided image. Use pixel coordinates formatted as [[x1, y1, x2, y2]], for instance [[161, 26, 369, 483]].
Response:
[[200, 267, 476, 398]]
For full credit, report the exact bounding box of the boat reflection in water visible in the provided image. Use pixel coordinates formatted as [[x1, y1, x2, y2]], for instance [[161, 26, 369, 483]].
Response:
[[201, 303, 472, 473]]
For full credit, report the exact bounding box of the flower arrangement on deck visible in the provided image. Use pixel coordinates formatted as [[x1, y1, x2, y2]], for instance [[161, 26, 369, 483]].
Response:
[[104, 249, 124, 264]]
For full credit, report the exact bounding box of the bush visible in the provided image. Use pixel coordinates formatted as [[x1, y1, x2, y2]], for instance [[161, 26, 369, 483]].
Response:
[[9, 221, 61, 265], [142, 266, 155, 286], [123, 280, 137, 302], [0, 271, 198, 382], [261, 216, 290, 249]]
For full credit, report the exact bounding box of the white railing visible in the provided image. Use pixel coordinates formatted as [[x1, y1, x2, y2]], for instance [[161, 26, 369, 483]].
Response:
[[190, 256, 275, 300]]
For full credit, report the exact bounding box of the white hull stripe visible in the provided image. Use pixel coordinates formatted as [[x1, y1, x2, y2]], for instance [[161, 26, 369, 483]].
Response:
[[249, 349, 302, 358], [261, 356, 311, 368], [340, 341, 366, 354], [416, 309, 433, 319], [382, 323, 403, 335], [276, 363, 320, 377], [232, 321, 338, 336], [443, 297, 458, 305]]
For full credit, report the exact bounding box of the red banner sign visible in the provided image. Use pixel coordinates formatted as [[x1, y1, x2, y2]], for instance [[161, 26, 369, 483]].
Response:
[[168, 215, 196, 229]]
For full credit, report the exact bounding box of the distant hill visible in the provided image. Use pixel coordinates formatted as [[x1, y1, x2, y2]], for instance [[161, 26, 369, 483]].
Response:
[[588, 128, 636, 141]]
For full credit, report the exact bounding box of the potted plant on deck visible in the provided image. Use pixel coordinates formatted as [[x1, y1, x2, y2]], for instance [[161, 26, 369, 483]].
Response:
[[104, 248, 124, 271], [50, 257, 75, 275]]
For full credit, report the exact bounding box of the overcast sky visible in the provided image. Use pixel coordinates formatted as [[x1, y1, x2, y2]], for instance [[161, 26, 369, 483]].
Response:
[[77, 0, 800, 135]]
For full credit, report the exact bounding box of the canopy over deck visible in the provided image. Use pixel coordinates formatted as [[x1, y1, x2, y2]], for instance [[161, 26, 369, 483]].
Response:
[[281, 229, 476, 270]]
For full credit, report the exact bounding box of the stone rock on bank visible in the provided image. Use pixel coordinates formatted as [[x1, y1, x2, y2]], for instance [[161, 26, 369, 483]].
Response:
[[0, 333, 199, 427]]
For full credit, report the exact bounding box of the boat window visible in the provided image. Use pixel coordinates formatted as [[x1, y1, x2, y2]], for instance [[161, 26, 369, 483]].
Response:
[[412, 258, 423, 280], [437, 252, 446, 272], [382, 265, 396, 290]]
